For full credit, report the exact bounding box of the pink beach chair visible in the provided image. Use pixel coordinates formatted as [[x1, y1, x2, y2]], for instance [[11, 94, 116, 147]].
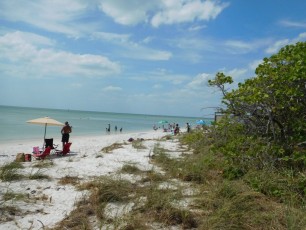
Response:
[[32, 146, 51, 160], [33, 146, 40, 154]]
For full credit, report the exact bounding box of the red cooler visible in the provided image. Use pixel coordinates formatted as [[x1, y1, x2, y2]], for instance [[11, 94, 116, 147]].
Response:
[[25, 154, 32, 162]]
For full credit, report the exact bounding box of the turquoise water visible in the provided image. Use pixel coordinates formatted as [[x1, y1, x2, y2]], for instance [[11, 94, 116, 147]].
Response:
[[0, 105, 212, 143]]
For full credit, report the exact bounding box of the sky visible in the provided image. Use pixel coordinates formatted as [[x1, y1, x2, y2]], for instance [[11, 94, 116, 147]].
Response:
[[0, 0, 305, 118]]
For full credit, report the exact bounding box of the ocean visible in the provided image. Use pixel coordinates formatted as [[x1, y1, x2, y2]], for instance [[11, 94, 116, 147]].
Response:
[[0, 105, 212, 143]]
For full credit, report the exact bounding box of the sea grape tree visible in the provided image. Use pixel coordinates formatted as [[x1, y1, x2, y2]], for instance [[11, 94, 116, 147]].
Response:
[[209, 42, 306, 159]]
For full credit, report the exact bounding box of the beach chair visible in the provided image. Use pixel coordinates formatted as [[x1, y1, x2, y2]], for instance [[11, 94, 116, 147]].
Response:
[[56, 142, 72, 155], [33, 146, 52, 160], [45, 138, 58, 149], [33, 146, 41, 154]]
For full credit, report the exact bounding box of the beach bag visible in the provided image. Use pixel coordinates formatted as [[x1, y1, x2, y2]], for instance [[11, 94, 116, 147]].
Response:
[[15, 153, 25, 162]]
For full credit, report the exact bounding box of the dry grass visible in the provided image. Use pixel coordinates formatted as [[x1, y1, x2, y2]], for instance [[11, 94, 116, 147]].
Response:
[[28, 169, 50, 180], [50, 195, 94, 230], [120, 164, 143, 174], [32, 160, 54, 168], [58, 176, 81, 186], [131, 139, 147, 150], [101, 142, 125, 153]]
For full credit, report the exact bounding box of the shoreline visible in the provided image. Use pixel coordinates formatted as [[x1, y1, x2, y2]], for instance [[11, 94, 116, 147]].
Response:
[[0, 129, 170, 165], [0, 128, 156, 145]]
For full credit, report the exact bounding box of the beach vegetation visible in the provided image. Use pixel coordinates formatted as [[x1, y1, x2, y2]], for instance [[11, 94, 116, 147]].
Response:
[[28, 169, 50, 180], [58, 176, 80, 186], [3, 191, 26, 201], [0, 205, 22, 222], [131, 139, 147, 150], [101, 142, 125, 153], [51, 194, 93, 230], [191, 41, 306, 228], [140, 170, 166, 183], [0, 161, 23, 181], [33, 160, 54, 168], [120, 164, 143, 174], [208, 41, 306, 167]]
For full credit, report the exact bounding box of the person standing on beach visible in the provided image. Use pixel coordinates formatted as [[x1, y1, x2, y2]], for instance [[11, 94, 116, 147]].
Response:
[[186, 123, 191, 133], [174, 124, 180, 135], [61, 121, 72, 150]]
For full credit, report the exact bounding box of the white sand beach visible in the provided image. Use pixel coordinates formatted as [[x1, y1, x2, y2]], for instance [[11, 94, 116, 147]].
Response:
[[0, 129, 182, 229]]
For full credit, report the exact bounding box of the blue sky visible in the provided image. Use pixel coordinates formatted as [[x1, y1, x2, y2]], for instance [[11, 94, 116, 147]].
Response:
[[0, 0, 305, 117]]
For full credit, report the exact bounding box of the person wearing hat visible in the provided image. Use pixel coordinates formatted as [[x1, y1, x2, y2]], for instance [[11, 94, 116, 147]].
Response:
[[61, 121, 72, 150]]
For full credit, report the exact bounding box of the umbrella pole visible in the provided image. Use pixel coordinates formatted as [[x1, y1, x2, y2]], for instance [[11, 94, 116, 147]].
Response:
[[43, 124, 47, 150]]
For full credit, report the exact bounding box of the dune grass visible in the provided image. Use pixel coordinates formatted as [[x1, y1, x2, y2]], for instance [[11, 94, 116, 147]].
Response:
[[28, 169, 50, 180], [58, 175, 81, 186], [51, 131, 306, 229], [131, 139, 147, 150], [0, 162, 23, 181], [101, 142, 125, 153]]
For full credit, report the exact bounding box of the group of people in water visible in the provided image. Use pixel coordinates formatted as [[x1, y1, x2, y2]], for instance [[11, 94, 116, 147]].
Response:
[[106, 124, 122, 133], [61, 121, 192, 149], [153, 122, 191, 135]]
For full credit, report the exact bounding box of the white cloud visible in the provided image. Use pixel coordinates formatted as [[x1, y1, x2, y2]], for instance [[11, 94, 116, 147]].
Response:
[[92, 32, 131, 43], [227, 68, 247, 79], [224, 40, 255, 54], [187, 73, 212, 89], [0, 0, 96, 37], [103, 86, 122, 92], [146, 69, 189, 84], [98, 0, 228, 27], [280, 19, 306, 29], [92, 32, 172, 61], [152, 84, 162, 89], [151, 0, 229, 27], [142, 36, 154, 44], [265, 39, 289, 54], [249, 59, 263, 71], [71, 83, 82, 88], [188, 25, 207, 31], [0, 31, 121, 79], [99, 0, 157, 25], [265, 32, 306, 54]]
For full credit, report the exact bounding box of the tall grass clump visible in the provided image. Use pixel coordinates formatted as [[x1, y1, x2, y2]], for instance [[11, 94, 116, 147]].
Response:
[[51, 195, 93, 230], [131, 139, 146, 150], [33, 160, 54, 168], [0, 161, 23, 181], [58, 176, 80, 186], [140, 186, 198, 228], [101, 142, 125, 153], [3, 191, 26, 201], [28, 169, 50, 180], [120, 164, 143, 174]]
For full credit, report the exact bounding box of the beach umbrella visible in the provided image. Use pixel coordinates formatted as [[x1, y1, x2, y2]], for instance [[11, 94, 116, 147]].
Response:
[[27, 116, 64, 148], [196, 120, 206, 125], [158, 120, 168, 124]]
